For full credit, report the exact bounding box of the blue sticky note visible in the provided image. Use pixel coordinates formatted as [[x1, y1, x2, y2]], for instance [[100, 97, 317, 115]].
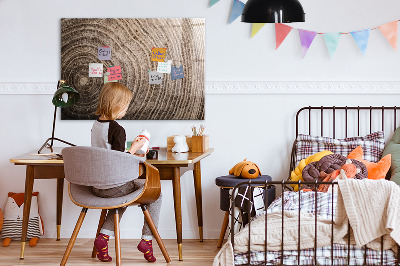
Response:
[[98, 46, 111, 60], [171, 66, 184, 80]]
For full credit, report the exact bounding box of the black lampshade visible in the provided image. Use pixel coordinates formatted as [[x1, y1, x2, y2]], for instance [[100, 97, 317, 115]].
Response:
[[52, 83, 80, 108], [241, 0, 305, 23]]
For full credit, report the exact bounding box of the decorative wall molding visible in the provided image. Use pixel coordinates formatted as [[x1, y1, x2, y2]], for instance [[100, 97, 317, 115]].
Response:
[[0, 83, 56, 94], [1, 81, 400, 95], [205, 81, 400, 94]]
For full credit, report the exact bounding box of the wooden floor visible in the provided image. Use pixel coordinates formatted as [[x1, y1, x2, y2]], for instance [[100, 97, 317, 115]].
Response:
[[0, 239, 221, 265]]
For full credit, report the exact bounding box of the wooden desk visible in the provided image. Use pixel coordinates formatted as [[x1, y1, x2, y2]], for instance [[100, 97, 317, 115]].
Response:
[[10, 147, 213, 261]]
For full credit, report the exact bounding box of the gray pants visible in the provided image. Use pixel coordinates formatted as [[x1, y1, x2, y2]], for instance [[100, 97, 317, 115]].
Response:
[[92, 180, 162, 240]]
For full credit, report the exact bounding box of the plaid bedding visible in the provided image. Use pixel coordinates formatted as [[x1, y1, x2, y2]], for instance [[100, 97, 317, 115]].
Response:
[[234, 191, 397, 265], [294, 131, 385, 166], [234, 244, 397, 265]]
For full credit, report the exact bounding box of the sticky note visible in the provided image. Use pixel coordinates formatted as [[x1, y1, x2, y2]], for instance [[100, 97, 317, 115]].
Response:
[[171, 65, 184, 80], [151, 47, 167, 62], [149, 71, 163, 85], [157, 60, 172, 74], [104, 72, 117, 84], [98, 46, 111, 60], [89, 63, 103, 77], [107, 66, 122, 81]]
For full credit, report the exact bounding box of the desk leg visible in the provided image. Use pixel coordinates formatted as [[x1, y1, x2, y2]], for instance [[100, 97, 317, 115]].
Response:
[[20, 165, 35, 259], [56, 178, 64, 241], [172, 167, 183, 261], [193, 161, 203, 242]]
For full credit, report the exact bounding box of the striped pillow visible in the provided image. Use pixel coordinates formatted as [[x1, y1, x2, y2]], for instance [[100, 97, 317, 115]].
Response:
[[294, 131, 385, 167]]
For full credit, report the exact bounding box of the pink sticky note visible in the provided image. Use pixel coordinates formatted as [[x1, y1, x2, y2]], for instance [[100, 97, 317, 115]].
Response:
[[107, 66, 122, 81]]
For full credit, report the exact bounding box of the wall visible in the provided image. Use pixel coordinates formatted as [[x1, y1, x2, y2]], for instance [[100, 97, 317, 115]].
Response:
[[1, 0, 400, 239]]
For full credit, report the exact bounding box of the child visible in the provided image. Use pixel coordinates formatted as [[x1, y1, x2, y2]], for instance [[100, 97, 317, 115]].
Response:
[[91, 82, 162, 263]]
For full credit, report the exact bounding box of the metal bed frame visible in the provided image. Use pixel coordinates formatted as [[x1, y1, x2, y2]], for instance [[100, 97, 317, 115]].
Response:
[[230, 106, 400, 266]]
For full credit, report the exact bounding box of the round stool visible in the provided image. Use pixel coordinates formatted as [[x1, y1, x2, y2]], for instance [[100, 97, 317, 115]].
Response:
[[215, 175, 275, 248]]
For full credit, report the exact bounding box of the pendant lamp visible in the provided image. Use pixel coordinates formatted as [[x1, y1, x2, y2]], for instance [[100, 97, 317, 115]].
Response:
[[38, 80, 80, 154], [241, 0, 305, 23]]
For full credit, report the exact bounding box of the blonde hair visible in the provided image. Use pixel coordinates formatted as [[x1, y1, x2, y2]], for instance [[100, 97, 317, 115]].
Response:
[[96, 82, 133, 120]]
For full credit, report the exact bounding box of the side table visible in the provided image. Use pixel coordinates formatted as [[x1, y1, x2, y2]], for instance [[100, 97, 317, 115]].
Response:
[[215, 175, 275, 248]]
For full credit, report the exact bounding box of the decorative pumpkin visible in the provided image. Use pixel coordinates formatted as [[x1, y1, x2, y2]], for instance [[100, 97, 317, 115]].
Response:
[[229, 159, 261, 179]]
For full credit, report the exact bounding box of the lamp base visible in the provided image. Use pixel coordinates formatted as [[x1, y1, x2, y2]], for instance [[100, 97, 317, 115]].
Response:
[[38, 137, 76, 154]]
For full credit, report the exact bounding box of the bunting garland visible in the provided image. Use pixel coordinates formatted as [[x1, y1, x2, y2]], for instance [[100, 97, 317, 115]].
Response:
[[209, 0, 220, 7], [251, 23, 266, 38], [378, 21, 397, 50], [208, 2, 399, 58], [351, 29, 370, 55], [275, 23, 292, 49], [323, 33, 341, 58], [229, 0, 245, 24], [298, 30, 317, 58]]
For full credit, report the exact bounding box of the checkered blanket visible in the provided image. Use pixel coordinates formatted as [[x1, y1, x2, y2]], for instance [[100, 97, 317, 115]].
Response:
[[234, 191, 397, 265]]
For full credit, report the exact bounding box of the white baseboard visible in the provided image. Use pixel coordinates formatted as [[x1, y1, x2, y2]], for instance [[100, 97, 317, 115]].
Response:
[[1, 81, 400, 94]]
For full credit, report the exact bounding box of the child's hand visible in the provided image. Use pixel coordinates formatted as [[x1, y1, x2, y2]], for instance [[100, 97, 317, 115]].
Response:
[[134, 149, 149, 157], [129, 137, 147, 155]]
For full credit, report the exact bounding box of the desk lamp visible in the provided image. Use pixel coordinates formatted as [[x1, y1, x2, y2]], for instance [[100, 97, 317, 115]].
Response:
[[38, 80, 80, 154], [241, 0, 305, 23]]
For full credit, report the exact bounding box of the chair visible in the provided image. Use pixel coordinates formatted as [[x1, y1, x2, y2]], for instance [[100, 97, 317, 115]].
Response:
[[60, 146, 171, 265]]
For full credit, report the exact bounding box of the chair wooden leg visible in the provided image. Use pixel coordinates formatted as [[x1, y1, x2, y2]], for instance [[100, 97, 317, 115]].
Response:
[[114, 210, 121, 266], [217, 211, 230, 248], [141, 205, 171, 263], [60, 208, 88, 266], [91, 209, 108, 258]]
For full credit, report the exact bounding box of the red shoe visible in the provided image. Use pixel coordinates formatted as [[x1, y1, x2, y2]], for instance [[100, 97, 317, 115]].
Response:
[[94, 233, 112, 262], [137, 239, 156, 262]]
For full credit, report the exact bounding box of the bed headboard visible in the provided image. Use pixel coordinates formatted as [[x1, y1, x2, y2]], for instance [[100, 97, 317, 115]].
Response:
[[290, 106, 400, 179]]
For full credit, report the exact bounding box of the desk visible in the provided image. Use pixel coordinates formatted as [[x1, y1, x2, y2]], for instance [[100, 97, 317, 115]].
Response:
[[10, 147, 213, 261]]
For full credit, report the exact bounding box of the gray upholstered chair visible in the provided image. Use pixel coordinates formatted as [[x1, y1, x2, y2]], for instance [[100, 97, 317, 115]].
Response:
[[60, 146, 171, 265]]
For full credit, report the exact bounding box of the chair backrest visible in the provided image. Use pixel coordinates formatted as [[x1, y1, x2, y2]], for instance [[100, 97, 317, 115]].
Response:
[[62, 146, 145, 187]]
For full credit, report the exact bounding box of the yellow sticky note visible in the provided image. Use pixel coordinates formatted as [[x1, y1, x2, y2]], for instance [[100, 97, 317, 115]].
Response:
[[151, 47, 167, 62]]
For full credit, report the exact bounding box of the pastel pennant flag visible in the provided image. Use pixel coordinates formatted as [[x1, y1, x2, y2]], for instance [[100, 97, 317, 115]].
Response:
[[378, 21, 398, 50], [275, 23, 293, 49], [323, 33, 341, 58], [209, 0, 220, 7], [351, 29, 370, 55], [251, 23, 266, 38], [229, 0, 245, 24], [298, 29, 317, 58]]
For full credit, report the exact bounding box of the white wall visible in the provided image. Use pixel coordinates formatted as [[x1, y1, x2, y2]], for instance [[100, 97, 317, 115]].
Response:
[[1, 0, 400, 240]]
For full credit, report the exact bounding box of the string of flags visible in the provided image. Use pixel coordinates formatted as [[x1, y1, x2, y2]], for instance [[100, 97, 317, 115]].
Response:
[[209, 0, 399, 58]]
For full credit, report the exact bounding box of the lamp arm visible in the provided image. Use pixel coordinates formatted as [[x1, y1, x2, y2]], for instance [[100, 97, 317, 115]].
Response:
[[50, 105, 57, 148]]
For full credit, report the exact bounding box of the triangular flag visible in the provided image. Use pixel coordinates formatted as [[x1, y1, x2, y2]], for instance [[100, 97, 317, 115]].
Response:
[[275, 23, 293, 49], [323, 33, 341, 58], [229, 0, 245, 24], [298, 29, 317, 58], [251, 23, 266, 38], [378, 21, 397, 50], [351, 29, 370, 55], [209, 0, 220, 7]]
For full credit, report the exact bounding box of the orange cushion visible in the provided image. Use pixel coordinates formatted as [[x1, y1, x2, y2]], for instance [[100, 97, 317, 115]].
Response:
[[347, 146, 391, 180]]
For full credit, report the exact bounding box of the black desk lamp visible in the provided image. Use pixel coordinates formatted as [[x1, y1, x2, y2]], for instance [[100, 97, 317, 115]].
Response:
[[241, 0, 305, 23], [38, 80, 80, 154]]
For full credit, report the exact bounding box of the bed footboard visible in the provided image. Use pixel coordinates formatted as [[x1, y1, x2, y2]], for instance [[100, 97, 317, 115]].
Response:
[[230, 180, 400, 266]]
